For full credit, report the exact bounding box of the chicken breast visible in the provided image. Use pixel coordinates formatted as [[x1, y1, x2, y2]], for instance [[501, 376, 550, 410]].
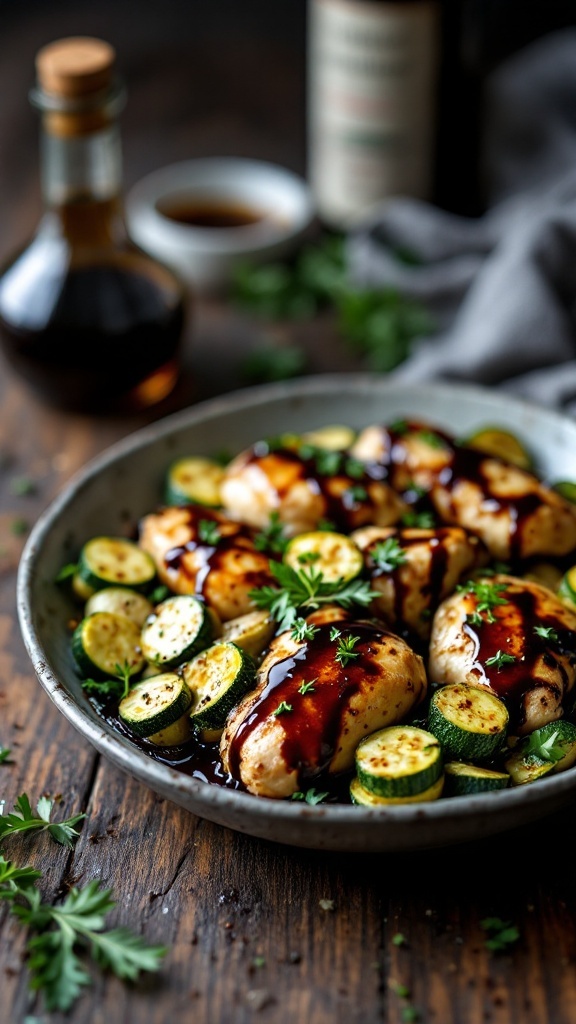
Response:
[[220, 608, 427, 798], [221, 443, 405, 535], [351, 525, 483, 640], [139, 505, 274, 622], [351, 420, 576, 560], [429, 574, 576, 733]]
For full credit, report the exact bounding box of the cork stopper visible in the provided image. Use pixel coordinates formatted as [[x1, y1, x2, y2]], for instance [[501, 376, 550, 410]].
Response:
[[36, 37, 115, 99]]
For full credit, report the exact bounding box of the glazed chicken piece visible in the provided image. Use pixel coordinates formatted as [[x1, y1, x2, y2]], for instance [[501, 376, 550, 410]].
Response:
[[220, 443, 405, 536], [351, 525, 483, 640], [139, 505, 274, 622], [429, 574, 576, 734], [351, 421, 576, 560], [220, 607, 427, 798]]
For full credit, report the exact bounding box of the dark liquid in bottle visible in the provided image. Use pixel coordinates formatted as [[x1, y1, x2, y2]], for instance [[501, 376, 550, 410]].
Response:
[[0, 200, 186, 413]]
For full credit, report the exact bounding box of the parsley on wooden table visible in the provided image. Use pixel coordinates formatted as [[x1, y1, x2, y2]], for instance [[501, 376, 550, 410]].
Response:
[[0, 746, 12, 764], [0, 794, 85, 848], [481, 917, 520, 952]]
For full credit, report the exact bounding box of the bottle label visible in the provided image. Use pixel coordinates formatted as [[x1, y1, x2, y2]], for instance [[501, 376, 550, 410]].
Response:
[[309, 0, 439, 226]]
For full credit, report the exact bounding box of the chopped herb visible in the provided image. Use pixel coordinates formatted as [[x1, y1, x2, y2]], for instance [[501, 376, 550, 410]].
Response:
[[252, 955, 266, 969], [401, 510, 435, 528], [297, 551, 322, 565], [335, 634, 361, 668], [250, 561, 377, 633], [389, 981, 411, 998], [10, 518, 29, 536], [389, 419, 409, 435], [312, 448, 342, 477], [344, 457, 365, 479], [298, 679, 317, 695], [198, 519, 222, 546], [10, 476, 36, 496], [0, 854, 166, 1012], [458, 579, 508, 626], [416, 430, 445, 449], [82, 677, 126, 699], [371, 537, 408, 573], [401, 1007, 421, 1023], [291, 619, 320, 643], [481, 917, 520, 953], [54, 562, 78, 583], [149, 584, 171, 605], [485, 650, 517, 671], [534, 625, 559, 643], [254, 511, 289, 555], [522, 729, 570, 764], [291, 787, 328, 805], [273, 701, 293, 717], [344, 484, 368, 504], [330, 626, 342, 641], [0, 793, 85, 849], [0, 747, 12, 764], [392, 933, 408, 947], [317, 518, 336, 532], [318, 898, 335, 911]]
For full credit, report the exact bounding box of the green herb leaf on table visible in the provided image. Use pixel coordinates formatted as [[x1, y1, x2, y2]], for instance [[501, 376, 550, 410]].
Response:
[[11, 517, 29, 536], [0, 746, 12, 764], [10, 476, 37, 496], [0, 794, 86, 849], [480, 917, 520, 953]]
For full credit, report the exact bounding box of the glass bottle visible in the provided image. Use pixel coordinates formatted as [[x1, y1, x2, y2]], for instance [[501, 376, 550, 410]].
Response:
[[308, 0, 441, 229], [0, 37, 186, 413]]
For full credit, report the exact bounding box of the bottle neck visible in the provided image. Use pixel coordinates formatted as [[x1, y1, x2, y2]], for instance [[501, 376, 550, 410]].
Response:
[[39, 120, 125, 243]]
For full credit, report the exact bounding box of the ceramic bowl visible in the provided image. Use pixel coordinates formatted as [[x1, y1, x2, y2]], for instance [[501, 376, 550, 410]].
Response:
[[126, 158, 314, 288], [17, 375, 576, 851]]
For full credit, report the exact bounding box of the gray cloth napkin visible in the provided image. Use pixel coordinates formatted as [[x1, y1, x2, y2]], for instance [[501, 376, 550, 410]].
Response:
[[347, 30, 576, 414]]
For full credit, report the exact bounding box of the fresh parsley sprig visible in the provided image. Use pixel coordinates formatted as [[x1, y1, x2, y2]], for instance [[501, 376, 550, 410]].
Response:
[[250, 561, 377, 633], [291, 618, 320, 643], [298, 679, 317, 695], [371, 537, 407, 573], [291, 788, 329, 805], [198, 519, 222, 546], [522, 729, 569, 764], [334, 634, 361, 668], [481, 917, 520, 953], [253, 511, 289, 555], [0, 747, 12, 765], [485, 650, 516, 671], [0, 794, 86, 849], [534, 625, 559, 643], [0, 861, 166, 1012], [458, 579, 508, 626], [82, 661, 133, 701], [401, 510, 435, 529]]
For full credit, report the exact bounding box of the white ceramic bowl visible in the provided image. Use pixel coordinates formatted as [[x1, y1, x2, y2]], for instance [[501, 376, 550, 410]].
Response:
[[126, 158, 314, 288], [17, 376, 576, 851]]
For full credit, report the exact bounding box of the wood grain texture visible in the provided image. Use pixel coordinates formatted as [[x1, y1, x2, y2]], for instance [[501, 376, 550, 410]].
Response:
[[2, 3, 576, 1022]]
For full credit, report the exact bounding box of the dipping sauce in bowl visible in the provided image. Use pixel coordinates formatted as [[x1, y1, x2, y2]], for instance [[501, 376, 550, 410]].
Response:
[[157, 198, 265, 230]]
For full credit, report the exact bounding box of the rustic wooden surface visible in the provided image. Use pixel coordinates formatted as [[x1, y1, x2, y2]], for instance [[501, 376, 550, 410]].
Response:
[[2, 5, 576, 1022]]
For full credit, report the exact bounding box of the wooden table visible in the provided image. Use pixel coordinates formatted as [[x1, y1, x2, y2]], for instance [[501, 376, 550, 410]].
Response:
[[2, 5, 576, 1022]]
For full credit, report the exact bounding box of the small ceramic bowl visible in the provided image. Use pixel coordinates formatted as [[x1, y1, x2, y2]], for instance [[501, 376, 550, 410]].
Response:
[[126, 158, 314, 289]]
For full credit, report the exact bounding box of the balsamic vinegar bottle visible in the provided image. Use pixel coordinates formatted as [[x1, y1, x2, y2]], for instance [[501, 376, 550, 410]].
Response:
[[0, 37, 186, 413], [308, 0, 441, 229]]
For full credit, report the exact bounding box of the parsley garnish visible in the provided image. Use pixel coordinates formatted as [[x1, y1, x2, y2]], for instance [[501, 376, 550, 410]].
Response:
[[317, 518, 336, 532], [344, 484, 368, 504], [534, 625, 559, 643], [416, 430, 445, 449], [522, 728, 569, 764], [371, 537, 407, 573], [291, 618, 320, 643], [485, 650, 516, 671], [330, 626, 342, 641], [0, 746, 12, 764], [297, 551, 321, 565], [11, 517, 29, 536], [55, 562, 78, 583], [401, 1008, 421, 1023], [250, 561, 377, 633], [149, 584, 171, 605], [392, 933, 408, 947], [399, 509, 434, 528], [251, 955, 267, 969], [458, 579, 508, 626], [344, 457, 365, 479], [298, 679, 317, 695], [312, 448, 342, 477], [481, 917, 520, 953], [335, 634, 361, 667], [0, 855, 166, 1011], [198, 519, 222, 546], [254, 511, 289, 555], [82, 661, 133, 701], [273, 701, 293, 717], [291, 788, 329, 805], [389, 419, 409, 435], [0, 794, 85, 849], [10, 476, 36, 496]]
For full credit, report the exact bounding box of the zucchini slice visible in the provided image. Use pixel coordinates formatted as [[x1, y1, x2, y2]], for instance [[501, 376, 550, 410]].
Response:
[[220, 610, 275, 659], [284, 531, 363, 586], [518, 720, 576, 774], [552, 481, 576, 505], [444, 762, 510, 796], [464, 427, 532, 470], [119, 673, 192, 738], [72, 572, 95, 602], [504, 749, 555, 786], [72, 612, 145, 679], [77, 537, 156, 595], [300, 425, 356, 451], [355, 726, 443, 798], [523, 562, 562, 593], [147, 712, 193, 747], [428, 684, 508, 761], [165, 457, 225, 507], [183, 642, 256, 731], [86, 587, 154, 628], [559, 566, 576, 606], [350, 774, 444, 806], [140, 595, 213, 669]]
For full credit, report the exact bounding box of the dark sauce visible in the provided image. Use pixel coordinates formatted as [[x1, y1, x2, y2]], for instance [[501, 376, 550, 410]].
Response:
[[227, 620, 387, 787], [464, 583, 576, 727], [157, 198, 265, 229]]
